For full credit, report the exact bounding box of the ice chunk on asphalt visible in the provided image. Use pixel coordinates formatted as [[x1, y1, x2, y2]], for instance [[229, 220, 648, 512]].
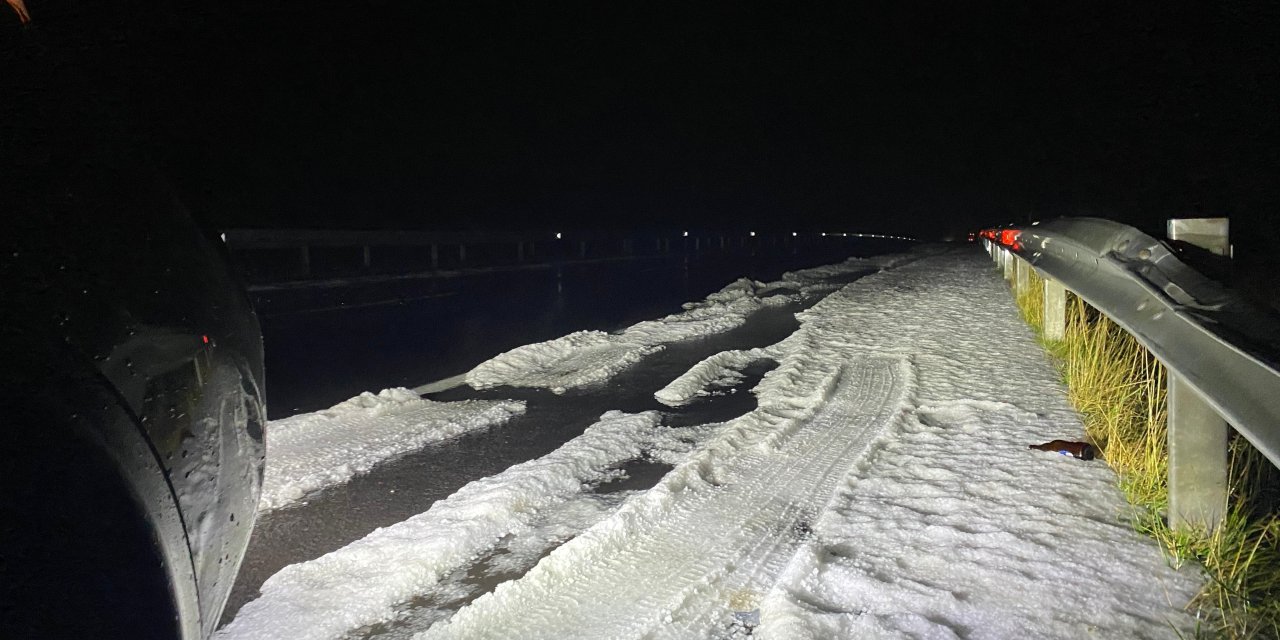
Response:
[[654, 346, 776, 407]]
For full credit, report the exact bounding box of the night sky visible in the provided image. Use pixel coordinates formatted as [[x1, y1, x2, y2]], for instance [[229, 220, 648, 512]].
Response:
[[4, 1, 1278, 244]]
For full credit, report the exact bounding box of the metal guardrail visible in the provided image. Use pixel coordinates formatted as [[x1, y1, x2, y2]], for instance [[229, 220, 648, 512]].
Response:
[[982, 217, 1280, 530], [222, 228, 914, 285]]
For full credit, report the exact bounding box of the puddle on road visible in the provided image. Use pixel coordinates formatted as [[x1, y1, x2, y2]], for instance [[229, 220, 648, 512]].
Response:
[[220, 283, 866, 629]]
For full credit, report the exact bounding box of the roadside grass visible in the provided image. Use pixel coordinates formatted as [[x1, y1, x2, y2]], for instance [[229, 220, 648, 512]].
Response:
[[1012, 266, 1280, 639]]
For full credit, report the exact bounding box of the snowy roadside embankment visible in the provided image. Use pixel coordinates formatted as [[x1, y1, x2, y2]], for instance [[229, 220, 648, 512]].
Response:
[[464, 255, 897, 393], [220, 410, 711, 640], [259, 388, 524, 512]]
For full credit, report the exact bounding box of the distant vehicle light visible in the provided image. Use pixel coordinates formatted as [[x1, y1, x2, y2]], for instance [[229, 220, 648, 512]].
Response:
[[682, 231, 689, 237], [749, 231, 756, 237], [555, 232, 562, 240]]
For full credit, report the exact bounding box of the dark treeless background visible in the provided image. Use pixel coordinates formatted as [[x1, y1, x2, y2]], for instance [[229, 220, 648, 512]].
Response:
[[3, 1, 1277, 273]]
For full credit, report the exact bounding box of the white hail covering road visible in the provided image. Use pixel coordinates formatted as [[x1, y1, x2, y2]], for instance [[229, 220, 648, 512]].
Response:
[[220, 248, 1202, 640]]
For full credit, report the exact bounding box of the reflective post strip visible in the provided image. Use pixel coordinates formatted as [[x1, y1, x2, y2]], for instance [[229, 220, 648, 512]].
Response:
[[1002, 249, 1014, 281], [1043, 278, 1066, 341], [1168, 373, 1229, 532]]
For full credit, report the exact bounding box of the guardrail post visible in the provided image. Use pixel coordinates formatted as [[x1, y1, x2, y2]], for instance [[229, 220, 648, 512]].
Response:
[[1002, 249, 1014, 281], [1163, 215, 1232, 532], [1015, 256, 1031, 295], [1043, 278, 1066, 341], [1168, 217, 1231, 257], [1168, 374, 1229, 532]]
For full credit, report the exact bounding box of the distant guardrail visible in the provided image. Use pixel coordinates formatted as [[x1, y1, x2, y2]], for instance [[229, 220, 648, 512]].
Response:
[[982, 217, 1280, 532], [221, 228, 916, 285]]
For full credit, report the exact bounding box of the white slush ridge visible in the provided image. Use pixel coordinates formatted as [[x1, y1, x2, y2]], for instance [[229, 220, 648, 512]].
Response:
[[259, 388, 524, 511]]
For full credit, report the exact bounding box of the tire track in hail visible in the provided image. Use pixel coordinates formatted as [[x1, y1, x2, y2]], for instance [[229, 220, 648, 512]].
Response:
[[424, 357, 907, 639], [657, 360, 901, 638]]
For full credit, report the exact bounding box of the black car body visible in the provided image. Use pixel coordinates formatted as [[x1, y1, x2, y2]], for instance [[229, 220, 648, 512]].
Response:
[[1, 167, 266, 639]]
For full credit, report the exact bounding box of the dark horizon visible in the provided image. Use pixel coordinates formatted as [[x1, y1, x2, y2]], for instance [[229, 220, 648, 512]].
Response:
[[4, 1, 1277, 249]]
